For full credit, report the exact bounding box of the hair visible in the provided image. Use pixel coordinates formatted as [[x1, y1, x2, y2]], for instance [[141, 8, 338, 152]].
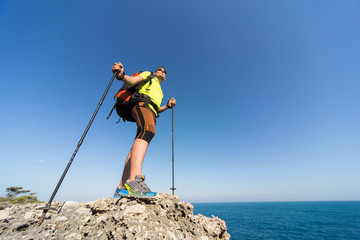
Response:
[[155, 66, 167, 74]]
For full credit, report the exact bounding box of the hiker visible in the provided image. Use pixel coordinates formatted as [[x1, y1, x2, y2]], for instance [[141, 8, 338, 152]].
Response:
[[111, 62, 176, 198]]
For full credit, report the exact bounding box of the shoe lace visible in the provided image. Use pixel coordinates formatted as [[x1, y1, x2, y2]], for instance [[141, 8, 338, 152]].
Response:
[[126, 180, 151, 195], [140, 181, 152, 192]]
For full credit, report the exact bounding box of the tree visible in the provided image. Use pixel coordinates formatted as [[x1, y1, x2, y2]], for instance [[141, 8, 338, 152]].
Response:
[[0, 187, 41, 204], [6, 187, 30, 198]]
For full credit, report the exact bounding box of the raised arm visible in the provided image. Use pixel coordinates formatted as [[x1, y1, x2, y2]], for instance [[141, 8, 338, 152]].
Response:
[[112, 62, 143, 86]]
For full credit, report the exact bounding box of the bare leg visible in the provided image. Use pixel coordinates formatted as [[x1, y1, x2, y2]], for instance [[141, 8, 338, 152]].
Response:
[[128, 138, 148, 180], [118, 138, 149, 188], [118, 150, 132, 188]]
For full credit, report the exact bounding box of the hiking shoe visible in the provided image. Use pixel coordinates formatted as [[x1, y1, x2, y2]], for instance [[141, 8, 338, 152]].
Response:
[[113, 186, 129, 198], [124, 174, 157, 197], [113, 175, 146, 198]]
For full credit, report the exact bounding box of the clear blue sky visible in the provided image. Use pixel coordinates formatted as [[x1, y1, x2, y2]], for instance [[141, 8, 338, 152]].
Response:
[[1, 0, 359, 203]]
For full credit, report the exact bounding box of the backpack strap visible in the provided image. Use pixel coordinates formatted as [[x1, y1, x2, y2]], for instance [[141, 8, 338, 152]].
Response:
[[134, 72, 154, 92], [107, 71, 157, 121], [137, 72, 159, 114], [106, 104, 115, 120]]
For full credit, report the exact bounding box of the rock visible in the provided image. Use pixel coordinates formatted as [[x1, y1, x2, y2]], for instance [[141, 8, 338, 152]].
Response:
[[0, 193, 230, 239], [123, 203, 146, 216], [0, 202, 10, 210], [0, 209, 9, 221], [60, 201, 81, 217]]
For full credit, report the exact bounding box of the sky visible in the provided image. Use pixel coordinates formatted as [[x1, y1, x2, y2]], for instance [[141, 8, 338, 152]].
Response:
[[0, 0, 359, 203]]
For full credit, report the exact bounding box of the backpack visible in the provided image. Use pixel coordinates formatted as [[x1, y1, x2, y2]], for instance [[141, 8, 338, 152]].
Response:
[[107, 71, 158, 122]]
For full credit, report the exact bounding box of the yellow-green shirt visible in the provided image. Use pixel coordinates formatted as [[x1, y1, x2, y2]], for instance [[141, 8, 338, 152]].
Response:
[[137, 71, 163, 116]]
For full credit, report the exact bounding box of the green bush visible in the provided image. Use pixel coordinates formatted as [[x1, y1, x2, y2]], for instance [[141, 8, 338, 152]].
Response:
[[0, 197, 11, 202]]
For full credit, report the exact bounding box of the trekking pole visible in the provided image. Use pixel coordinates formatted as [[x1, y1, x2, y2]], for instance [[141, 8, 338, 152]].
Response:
[[37, 72, 117, 226], [170, 107, 176, 195]]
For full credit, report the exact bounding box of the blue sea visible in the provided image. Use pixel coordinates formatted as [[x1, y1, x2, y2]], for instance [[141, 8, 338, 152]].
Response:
[[192, 201, 360, 240]]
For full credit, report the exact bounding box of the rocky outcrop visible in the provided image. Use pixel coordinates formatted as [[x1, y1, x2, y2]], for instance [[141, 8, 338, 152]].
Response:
[[0, 193, 230, 239]]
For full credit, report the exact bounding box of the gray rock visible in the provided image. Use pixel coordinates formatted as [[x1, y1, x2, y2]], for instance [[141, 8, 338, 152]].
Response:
[[0, 193, 230, 239], [60, 201, 81, 217]]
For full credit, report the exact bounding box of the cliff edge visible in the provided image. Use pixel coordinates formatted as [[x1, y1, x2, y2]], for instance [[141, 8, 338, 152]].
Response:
[[0, 193, 230, 239]]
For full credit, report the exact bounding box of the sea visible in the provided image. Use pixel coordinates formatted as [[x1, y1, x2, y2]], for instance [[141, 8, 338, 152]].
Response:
[[192, 201, 360, 240]]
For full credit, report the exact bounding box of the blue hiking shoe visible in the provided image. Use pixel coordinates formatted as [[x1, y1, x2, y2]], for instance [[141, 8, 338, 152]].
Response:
[[113, 187, 129, 198], [113, 175, 157, 199], [125, 175, 157, 198]]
